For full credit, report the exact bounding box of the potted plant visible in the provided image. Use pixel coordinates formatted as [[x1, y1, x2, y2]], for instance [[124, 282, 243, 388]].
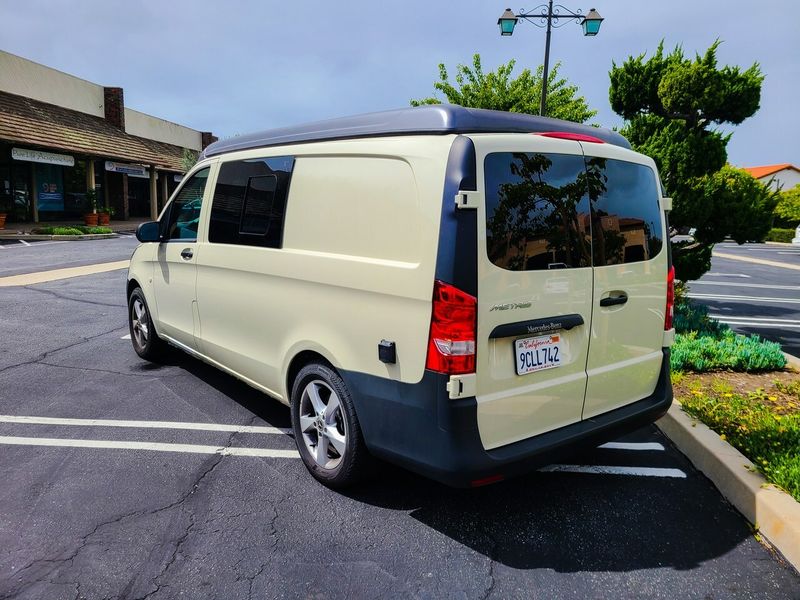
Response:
[[83, 188, 98, 226], [97, 202, 113, 226]]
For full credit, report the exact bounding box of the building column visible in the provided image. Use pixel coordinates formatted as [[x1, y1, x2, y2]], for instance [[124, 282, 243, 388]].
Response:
[[149, 166, 158, 220], [31, 162, 39, 223], [122, 174, 129, 220], [86, 159, 95, 191], [160, 172, 169, 211]]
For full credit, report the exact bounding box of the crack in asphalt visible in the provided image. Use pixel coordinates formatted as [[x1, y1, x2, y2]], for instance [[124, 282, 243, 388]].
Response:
[[0, 324, 125, 375], [23, 285, 126, 308], [36, 360, 183, 379], [3, 415, 263, 599]]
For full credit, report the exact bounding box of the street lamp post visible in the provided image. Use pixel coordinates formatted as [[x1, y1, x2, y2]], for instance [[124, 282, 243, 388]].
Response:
[[498, 3, 604, 117]]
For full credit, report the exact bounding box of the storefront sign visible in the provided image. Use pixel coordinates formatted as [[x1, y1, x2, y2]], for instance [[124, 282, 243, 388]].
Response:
[[12, 147, 75, 167], [105, 161, 147, 177]]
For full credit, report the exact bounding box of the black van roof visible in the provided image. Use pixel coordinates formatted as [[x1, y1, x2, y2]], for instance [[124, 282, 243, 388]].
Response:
[[201, 105, 630, 158]]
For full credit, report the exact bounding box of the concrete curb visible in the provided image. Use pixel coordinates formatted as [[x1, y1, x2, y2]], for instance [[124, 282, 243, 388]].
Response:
[[657, 402, 800, 571], [0, 233, 117, 241]]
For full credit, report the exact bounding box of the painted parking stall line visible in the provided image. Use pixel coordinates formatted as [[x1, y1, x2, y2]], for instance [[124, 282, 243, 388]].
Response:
[[0, 414, 687, 477], [539, 465, 687, 478], [0, 436, 300, 458], [0, 414, 291, 435]]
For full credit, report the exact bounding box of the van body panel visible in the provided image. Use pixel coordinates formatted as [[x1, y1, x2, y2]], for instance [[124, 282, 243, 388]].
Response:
[[470, 134, 594, 450], [192, 136, 456, 395]]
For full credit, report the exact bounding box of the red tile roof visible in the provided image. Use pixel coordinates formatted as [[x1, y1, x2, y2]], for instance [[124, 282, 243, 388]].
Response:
[[0, 90, 186, 171], [741, 164, 799, 179]]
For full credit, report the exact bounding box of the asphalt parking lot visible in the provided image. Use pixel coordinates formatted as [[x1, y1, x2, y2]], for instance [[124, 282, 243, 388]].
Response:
[[0, 240, 799, 599], [688, 242, 800, 355]]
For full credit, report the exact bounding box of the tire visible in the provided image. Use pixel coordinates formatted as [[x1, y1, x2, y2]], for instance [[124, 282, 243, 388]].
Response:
[[290, 362, 370, 488], [128, 287, 167, 361]]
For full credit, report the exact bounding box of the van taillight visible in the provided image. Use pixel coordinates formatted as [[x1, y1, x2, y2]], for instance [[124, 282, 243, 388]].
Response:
[[426, 280, 476, 375], [665, 266, 675, 330]]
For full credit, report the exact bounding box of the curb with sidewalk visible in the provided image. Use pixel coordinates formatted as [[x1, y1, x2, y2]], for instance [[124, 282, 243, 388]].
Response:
[[0, 233, 118, 241], [657, 352, 800, 571]]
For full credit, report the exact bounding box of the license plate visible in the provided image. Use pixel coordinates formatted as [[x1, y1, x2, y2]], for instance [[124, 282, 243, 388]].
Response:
[[515, 334, 562, 375]]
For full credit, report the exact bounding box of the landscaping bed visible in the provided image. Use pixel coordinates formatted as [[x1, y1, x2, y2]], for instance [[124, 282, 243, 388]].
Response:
[[31, 226, 114, 235], [671, 296, 800, 502]]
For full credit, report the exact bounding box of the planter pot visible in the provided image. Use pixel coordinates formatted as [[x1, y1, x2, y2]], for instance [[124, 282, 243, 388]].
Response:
[[84, 213, 99, 226], [97, 212, 110, 226], [0, 213, 6, 230]]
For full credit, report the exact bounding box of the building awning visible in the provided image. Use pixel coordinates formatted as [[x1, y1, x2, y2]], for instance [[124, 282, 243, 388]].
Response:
[[0, 90, 186, 171]]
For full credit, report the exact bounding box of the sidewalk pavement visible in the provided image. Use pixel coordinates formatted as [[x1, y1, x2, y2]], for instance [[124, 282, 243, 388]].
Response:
[[0, 218, 150, 235]]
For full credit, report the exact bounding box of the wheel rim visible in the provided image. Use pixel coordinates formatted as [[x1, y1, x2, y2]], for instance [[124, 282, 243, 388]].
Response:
[[299, 380, 347, 470], [131, 298, 149, 349]]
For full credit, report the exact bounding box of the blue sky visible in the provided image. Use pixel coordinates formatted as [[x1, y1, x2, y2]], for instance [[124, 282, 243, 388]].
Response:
[[1, 0, 797, 167]]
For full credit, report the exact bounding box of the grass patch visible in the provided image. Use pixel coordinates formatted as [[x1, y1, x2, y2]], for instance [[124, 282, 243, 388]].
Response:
[[31, 226, 113, 235], [679, 375, 800, 502]]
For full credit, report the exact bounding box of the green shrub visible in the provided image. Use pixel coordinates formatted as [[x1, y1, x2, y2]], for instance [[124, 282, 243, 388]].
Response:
[[764, 228, 795, 243], [681, 389, 800, 502], [674, 301, 730, 336], [31, 226, 113, 236], [671, 330, 786, 372], [77, 226, 113, 234], [32, 227, 84, 235]]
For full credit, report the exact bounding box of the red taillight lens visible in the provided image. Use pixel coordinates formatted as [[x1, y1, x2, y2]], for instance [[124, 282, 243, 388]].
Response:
[[665, 265, 675, 330], [425, 280, 477, 375]]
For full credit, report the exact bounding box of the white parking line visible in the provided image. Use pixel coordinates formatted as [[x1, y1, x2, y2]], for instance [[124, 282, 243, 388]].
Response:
[[687, 293, 800, 305], [705, 273, 751, 278], [0, 435, 300, 458], [121, 334, 131, 339], [692, 281, 800, 291], [0, 415, 291, 435], [539, 465, 686, 478], [710, 315, 800, 324], [598, 442, 664, 451]]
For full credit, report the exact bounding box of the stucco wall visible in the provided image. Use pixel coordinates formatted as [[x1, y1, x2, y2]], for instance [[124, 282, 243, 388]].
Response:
[[125, 108, 202, 151], [0, 50, 104, 117], [758, 169, 800, 191]]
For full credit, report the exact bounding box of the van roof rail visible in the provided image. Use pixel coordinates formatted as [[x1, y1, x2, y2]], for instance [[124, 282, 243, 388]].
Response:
[[201, 105, 631, 158]]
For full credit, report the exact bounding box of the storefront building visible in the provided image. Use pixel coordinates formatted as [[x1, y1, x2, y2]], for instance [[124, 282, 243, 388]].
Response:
[[0, 50, 216, 225]]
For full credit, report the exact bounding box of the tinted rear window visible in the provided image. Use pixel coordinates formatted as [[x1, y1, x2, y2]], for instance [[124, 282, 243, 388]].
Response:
[[484, 152, 662, 271], [586, 157, 663, 266], [484, 152, 591, 271]]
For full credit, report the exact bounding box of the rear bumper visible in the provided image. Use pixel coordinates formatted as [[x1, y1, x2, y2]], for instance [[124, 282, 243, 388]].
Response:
[[342, 348, 673, 487]]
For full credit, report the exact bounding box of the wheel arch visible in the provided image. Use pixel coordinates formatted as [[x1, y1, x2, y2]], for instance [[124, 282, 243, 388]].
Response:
[[285, 349, 336, 402]]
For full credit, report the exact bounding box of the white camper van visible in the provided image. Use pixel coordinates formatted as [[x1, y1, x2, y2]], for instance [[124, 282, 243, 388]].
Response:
[[127, 106, 674, 488]]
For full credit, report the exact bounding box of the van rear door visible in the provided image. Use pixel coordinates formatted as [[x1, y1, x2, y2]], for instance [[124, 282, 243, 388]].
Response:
[[580, 144, 668, 419], [472, 135, 593, 450]]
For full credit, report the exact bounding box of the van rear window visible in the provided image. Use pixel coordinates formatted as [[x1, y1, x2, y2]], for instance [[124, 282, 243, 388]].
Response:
[[484, 152, 662, 271]]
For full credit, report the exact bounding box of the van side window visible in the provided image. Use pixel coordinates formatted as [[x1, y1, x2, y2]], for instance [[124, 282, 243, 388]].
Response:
[[586, 158, 663, 266], [209, 156, 294, 247], [484, 152, 591, 271], [162, 167, 210, 241]]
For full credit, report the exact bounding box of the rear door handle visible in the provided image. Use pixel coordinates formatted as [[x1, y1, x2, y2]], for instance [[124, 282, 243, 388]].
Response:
[[600, 293, 628, 307], [180, 248, 194, 260]]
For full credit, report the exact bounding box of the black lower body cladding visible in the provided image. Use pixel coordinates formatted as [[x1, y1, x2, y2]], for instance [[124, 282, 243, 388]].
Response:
[[341, 349, 673, 487]]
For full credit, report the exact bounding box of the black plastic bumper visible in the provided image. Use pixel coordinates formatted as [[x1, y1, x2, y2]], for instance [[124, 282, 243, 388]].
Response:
[[342, 348, 673, 487]]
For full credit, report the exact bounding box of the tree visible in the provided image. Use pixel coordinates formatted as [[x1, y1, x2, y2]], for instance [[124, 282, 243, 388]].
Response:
[[411, 53, 597, 123], [609, 41, 769, 280], [775, 184, 800, 226]]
